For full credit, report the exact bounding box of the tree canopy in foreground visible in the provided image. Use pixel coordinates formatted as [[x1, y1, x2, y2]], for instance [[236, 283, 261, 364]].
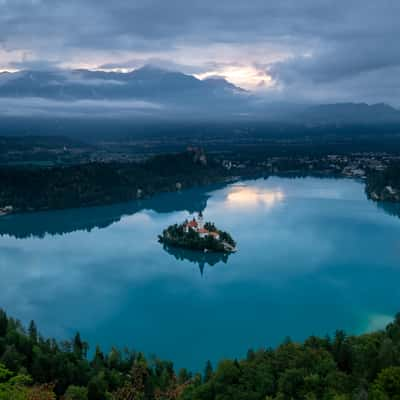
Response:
[[1, 308, 400, 399]]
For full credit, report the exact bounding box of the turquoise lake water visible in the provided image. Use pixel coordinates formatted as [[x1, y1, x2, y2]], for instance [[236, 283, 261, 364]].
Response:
[[1, 177, 400, 371]]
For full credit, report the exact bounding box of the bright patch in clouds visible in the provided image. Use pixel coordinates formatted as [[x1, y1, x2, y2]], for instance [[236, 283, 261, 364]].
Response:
[[196, 65, 272, 90], [0, 1, 398, 102]]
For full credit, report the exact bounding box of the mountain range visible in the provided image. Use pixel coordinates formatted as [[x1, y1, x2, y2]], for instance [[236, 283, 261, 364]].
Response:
[[0, 66, 245, 102], [297, 102, 400, 125], [0, 65, 400, 124]]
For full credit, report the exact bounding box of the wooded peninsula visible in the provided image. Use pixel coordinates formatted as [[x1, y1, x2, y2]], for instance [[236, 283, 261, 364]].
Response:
[[0, 149, 231, 215]]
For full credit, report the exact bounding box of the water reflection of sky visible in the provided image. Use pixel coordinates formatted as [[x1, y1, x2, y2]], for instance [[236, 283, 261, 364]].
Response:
[[225, 185, 285, 207], [1, 177, 400, 370]]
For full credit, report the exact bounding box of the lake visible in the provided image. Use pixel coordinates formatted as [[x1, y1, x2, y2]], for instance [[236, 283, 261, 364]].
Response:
[[1, 176, 400, 371]]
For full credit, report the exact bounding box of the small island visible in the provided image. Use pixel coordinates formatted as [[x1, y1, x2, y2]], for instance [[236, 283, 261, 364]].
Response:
[[158, 212, 237, 253]]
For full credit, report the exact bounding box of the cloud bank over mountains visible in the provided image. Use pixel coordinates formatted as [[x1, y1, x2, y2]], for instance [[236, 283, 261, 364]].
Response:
[[0, 66, 400, 125], [0, 66, 253, 119], [0, 0, 399, 105]]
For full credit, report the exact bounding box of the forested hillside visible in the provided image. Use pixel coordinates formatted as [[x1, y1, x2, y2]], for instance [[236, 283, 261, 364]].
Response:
[[0, 149, 228, 213], [1, 309, 400, 399]]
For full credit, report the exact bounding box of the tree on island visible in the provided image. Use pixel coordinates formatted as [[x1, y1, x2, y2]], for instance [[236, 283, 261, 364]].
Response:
[[204, 222, 217, 232], [218, 231, 236, 247]]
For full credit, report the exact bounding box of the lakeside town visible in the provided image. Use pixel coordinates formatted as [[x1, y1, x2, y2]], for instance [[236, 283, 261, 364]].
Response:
[[218, 152, 400, 201], [220, 152, 397, 178]]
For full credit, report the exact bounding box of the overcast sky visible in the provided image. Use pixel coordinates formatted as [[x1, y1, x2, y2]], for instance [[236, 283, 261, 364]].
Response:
[[0, 0, 399, 104]]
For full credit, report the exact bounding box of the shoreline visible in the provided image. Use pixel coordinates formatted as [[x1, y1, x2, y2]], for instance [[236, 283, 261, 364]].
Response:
[[0, 170, 392, 218]]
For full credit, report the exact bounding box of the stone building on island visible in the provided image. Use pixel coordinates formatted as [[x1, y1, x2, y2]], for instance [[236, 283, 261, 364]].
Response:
[[183, 212, 220, 240]]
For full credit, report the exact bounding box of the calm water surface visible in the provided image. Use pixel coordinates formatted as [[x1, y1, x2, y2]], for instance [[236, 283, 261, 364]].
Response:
[[1, 177, 400, 370]]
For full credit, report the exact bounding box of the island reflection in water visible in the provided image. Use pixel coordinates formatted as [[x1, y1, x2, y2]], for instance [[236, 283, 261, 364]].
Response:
[[162, 244, 231, 276]]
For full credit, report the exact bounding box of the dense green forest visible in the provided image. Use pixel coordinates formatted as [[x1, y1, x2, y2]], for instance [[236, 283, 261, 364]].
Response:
[[1, 309, 400, 399], [0, 149, 230, 213], [366, 162, 400, 201]]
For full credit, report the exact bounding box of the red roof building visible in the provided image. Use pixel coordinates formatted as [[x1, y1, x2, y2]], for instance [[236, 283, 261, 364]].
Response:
[[187, 219, 198, 228]]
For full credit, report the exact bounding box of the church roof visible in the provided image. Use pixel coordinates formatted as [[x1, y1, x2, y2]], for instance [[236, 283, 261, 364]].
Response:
[[187, 219, 198, 228]]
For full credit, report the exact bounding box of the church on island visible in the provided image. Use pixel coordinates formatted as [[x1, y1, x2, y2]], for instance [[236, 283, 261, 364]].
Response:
[[183, 212, 220, 240], [158, 211, 236, 253]]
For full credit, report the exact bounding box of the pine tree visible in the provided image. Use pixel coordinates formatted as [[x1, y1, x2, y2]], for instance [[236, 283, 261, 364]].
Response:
[[0, 310, 7, 337], [28, 320, 38, 343], [73, 332, 83, 359], [204, 360, 213, 383]]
